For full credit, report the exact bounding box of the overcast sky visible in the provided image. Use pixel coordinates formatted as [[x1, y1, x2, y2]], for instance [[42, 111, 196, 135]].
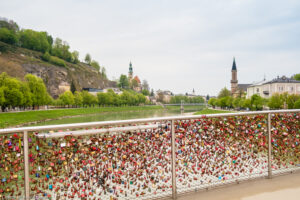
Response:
[[1, 0, 300, 96]]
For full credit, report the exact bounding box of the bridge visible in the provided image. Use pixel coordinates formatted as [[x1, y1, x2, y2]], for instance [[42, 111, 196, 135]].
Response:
[[0, 109, 299, 199]]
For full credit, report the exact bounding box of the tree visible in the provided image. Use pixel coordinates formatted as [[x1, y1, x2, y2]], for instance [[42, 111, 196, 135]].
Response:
[[70, 81, 76, 94], [242, 99, 252, 109], [150, 89, 154, 96], [218, 87, 231, 98], [25, 74, 49, 109], [292, 74, 300, 81], [85, 53, 91, 65], [208, 98, 217, 108], [101, 67, 107, 79], [118, 74, 129, 89], [71, 51, 79, 64], [91, 60, 100, 71], [0, 28, 18, 45], [268, 93, 283, 109], [233, 98, 242, 109], [131, 79, 139, 89], [74, 91, 83, 107], [19, 29, 51, 53], [142, 89, 150, 96], [294, 99, 300, 109], [251, 94, 264, 110], [97, 92, 108, 106], [59, 91, 74, 107], [286, 94, 300, 109]]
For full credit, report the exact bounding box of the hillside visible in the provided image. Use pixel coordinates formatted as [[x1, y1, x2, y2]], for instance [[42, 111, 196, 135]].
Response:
[[0, 41, 116, 98]]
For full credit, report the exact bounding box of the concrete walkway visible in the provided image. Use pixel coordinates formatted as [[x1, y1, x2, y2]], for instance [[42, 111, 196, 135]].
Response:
[[176, 171, 300, 200]]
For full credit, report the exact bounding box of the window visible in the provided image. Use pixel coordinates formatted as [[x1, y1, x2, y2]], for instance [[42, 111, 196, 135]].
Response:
[[290, 87, 294, 91], [256, 88, 259, 93]]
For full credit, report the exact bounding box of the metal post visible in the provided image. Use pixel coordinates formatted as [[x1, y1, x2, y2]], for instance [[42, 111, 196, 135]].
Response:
[[267, 113, 272, 179], [171, 120, 177, 199], [23, 131, 30, 199]]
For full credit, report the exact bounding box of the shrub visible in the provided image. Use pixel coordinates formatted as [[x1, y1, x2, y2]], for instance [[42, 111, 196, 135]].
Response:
[[0, 28, 18, 45], [49, 56, 66, 67], [41, 52, 51, 61], [294, 99, 300, 109]]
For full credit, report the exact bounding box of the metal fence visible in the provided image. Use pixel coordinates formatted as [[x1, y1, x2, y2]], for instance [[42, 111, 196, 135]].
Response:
[[0, 109, 299, 199]]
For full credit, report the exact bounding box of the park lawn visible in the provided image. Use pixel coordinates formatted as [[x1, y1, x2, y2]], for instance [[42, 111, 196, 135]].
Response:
[[0, 106, 162, 128], [194, 108, 235, 115]]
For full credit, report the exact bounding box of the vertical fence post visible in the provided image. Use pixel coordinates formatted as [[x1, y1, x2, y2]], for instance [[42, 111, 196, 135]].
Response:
[[23, 131, 30, 199], [267, 113, 272, 179], [171, 120, 177, 199]]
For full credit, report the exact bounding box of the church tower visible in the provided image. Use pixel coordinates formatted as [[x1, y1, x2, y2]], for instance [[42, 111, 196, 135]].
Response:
[[231, 57, 238, 96], [128, 61, 133, 80]]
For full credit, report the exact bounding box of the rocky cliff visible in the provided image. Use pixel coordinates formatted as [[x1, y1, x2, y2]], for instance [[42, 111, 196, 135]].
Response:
[[0, 41, 116, 98]]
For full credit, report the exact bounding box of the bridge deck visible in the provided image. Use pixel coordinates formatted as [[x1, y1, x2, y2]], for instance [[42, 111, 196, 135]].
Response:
[[176, 171, 300, 200]]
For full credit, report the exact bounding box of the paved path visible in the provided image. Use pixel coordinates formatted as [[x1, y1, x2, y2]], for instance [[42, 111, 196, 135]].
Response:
[[176, 171, 300, 200]]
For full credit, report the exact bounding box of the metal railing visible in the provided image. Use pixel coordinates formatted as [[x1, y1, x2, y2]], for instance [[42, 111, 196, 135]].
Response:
[[0, 109, 299, 199]]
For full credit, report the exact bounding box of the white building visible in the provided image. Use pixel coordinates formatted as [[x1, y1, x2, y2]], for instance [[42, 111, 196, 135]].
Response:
[[247, 76, 300, 99]]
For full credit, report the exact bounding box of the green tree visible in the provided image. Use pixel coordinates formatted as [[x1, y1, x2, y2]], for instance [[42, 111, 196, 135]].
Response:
[[85, 53, 91, 65], [294, 99, 300, 109], [91, 60, 100, 71], [0, 28, 18, 45], [142, 89, 150, 96], [81, 91, 97, 107], [268, 93, 283, 109], [292, 74, 300, 81], [208, 98, 217, 108], [70, 81, 76, 94], [286, 94, 300, 109], [233, 98, 242, 109], [251, 94, 264, 110], [242, 99, 252, 109], [118, 74, 129, 89], [71, 51, 79, 64], [25, 74, 49, 109], [19, 29, 51, 52], [218, 87, 231, 98], [97, 92, 108, 106], [59, 91, 75, 107], [74, 91, 83, 107], [101, 67, 107, 79]]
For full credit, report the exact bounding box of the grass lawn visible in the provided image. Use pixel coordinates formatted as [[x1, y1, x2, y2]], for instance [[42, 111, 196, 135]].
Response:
[[194, 108, 235, 115], [0, 106, 162, 128]]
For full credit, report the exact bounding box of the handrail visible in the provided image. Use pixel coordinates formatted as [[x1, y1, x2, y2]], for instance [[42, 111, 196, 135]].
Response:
[[0, 109, 299, 134]]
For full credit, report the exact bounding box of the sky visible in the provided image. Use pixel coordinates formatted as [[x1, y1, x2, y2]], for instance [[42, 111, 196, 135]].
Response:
[[1, 0, 300, 96]]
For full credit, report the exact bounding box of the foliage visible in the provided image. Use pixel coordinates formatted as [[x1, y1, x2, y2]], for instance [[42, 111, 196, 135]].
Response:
[[25, 74, 51, 107], [74, 91, 83, 106], [286, 94, 300, 109], [58, 91, 75, 106], [118, 74, 129, 89], [292, 74, 300, 81], [85, 53, 91, 64], [51, 38, 72, 62], [170, 95, 205, 104], [101, 67, 107, 79], [0, 28, 18, 45], [268, 93, 283, 109], [90, 60, 100, 71], [19, 29, 52, 53], [218, 87, 231, 98], [250, 94, 264, 110], [142, 89, 150, 96], [294, 99, 300, 109], [49, 56, 66, 67]]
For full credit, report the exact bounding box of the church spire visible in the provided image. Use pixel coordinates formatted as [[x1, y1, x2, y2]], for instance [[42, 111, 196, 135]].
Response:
[[232, 57, 237, 71]]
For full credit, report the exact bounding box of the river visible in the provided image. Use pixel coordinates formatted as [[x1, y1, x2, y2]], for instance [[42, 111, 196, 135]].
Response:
[[33, 106, 203, 126]]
